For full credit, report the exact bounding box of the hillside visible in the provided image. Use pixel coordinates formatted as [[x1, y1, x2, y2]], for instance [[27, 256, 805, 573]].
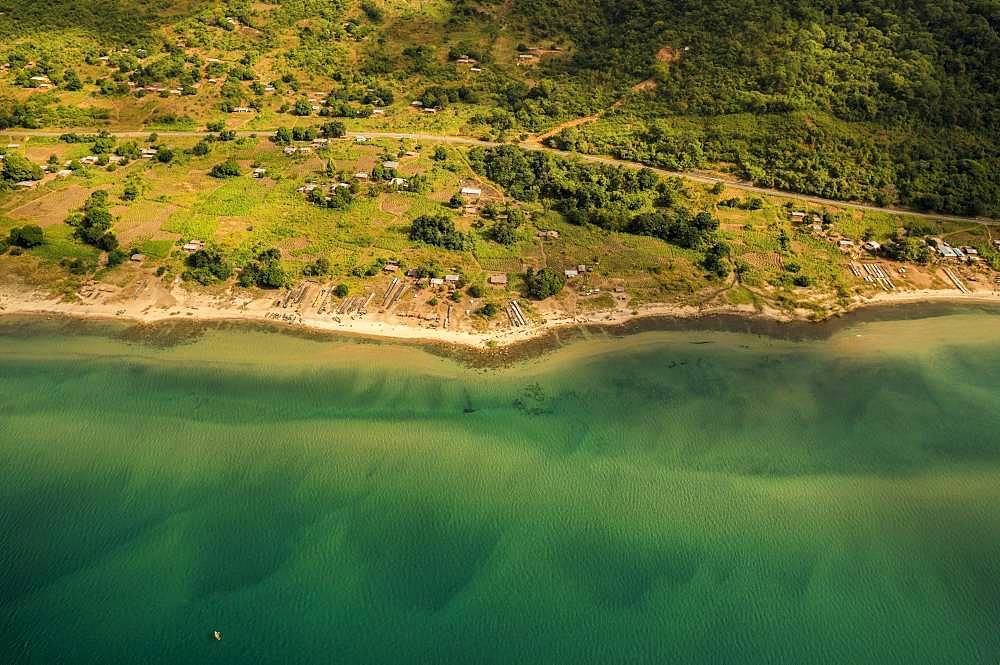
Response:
[[0, 0, 997, 215], [0, 0, 999, 339]]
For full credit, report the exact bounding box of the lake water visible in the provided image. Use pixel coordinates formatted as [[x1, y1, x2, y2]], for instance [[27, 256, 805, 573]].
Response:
[[2, 309, 999, 664]]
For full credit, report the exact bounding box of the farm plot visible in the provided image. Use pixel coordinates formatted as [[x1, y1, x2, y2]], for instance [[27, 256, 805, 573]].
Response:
[[7, 185, 91, 227]]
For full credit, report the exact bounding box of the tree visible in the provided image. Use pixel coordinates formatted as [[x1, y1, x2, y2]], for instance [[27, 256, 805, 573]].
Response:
[[702, 242, 731, 279], [303, 257, 331, 276], [8, 224, 43, 248], [156, 147, 174, 163], [880, 234, 930, 264], [106, 248, 127, 267], [2, 152, 43, 182], [480, 302, 498, 317], [334, 283, 349, 297], [320, 121, 346, 138], [467, 284, 482, 298], [66, 191, 116, 248], [191, 141, 210, 156], [273, 127, 293, 145], [184, 247, 232, 284], [209, 158, 241, 178], [293, 99, 312, 116], [238, 248, 286, 288], [409, 214, 466, 250], [487, 219, 519, 245], [433, 146, 448, 161], [523, 267, 565, 300]]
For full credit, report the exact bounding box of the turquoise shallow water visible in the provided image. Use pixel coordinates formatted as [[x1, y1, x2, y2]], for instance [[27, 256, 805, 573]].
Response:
[[1, 312, 1000, 664]]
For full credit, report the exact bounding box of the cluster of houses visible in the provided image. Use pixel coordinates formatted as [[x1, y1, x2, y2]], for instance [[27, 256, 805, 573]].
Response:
[[409, 101, 440, 114], [28, 74, 53, 89], [935, 241, 979, 259], [455, 55, 482, 74]]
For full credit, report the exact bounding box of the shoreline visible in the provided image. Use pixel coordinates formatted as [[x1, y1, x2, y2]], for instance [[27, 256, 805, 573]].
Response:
[[3, 286, 1000, 356]]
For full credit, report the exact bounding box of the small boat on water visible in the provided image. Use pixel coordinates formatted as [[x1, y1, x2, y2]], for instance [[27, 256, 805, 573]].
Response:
[[214, 630, 222, 641]]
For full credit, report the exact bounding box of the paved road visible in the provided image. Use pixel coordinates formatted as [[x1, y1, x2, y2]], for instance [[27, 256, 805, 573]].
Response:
[[4, 128, 996, 226]]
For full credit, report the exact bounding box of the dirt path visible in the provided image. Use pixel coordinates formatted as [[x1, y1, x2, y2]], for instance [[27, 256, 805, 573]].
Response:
[[530, 78, 655, 144], [3, 129, 997, 226]]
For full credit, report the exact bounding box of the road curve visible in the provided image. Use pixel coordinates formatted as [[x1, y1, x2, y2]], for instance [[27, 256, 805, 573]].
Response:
[[3, 128, 996, 226]]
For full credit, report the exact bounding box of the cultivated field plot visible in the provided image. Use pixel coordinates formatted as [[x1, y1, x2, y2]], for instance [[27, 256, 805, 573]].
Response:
[[7, 185, 91, 227], [739, 251, 785, 271]]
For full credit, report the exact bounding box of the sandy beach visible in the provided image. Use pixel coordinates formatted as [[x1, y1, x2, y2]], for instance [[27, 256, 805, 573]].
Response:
[[2, 277, 999, 350]]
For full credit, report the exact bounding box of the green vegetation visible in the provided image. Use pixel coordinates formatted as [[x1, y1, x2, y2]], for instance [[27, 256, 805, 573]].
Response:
[[523, 267, 565, 300], [209, 158, 241, 179], [2, 152, 43, 183], [7, 224, 43, 248], [65, 191, 119, 251], [238, 248, 286, 289], [517, 0, 1000, 216], [409, 214, 467, 251], [183, 247, 231, 285]]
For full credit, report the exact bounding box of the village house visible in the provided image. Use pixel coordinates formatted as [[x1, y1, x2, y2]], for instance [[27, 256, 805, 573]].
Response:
[[389, 177, 408, 188], [383, 263, 399, 273], [371, 108, 385, 116], [354, 172, 369, 180], [537, 230, 560, 239], [140, 148, 158, 158], [296, 183, 318, 193], [382, 160, 400, 169], [252, 167, 266, 178], [231, 107, 252, 113], [130, 253, 145, 263], [15, 181, 37, 189], [863, 241, 881, 252], [429, 277, 445, 286], [79, 156, 99, 165], [444, 275, 460, 283], [837, 239, 855, 248], [460, 186, 482, 197], [283, 146, 298, 155], [564, 269, 579, 278], [355, 136, 367, 143], [489, 274, 508, 286], [182, 240, 205, 252], [56, 169, 72, 178]]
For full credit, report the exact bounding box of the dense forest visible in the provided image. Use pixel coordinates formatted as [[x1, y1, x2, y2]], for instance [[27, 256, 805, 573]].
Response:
[[504, 0, 1000, 216]]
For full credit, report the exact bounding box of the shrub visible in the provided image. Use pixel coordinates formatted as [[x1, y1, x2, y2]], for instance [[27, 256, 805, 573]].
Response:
[[106, 248, 127, 267], [409, 214, 466, 250], [238, 248, 285, 288], [523, 267, 565, 300], [8, 224, 44, 248], [209, 158, 241, 178], [183, 247, 232, 284]]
